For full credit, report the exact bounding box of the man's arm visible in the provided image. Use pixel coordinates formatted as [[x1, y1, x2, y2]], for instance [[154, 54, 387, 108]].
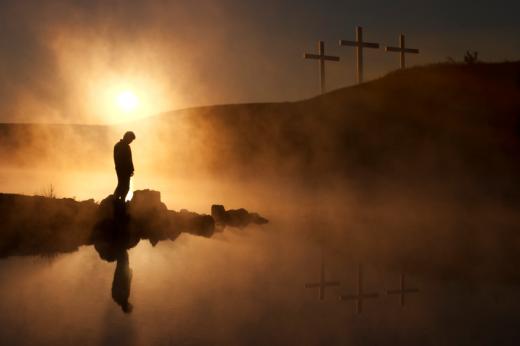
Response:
[[128, 146, 134, 175]]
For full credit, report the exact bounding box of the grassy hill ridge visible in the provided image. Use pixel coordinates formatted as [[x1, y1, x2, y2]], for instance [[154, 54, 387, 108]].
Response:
[[2, 62, 520, 285], [1, 62, 519, 194]]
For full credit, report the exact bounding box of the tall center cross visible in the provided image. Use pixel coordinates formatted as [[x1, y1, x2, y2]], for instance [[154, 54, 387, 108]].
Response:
[[304, 41, 340, 94], [386, 273, 419, 307], [339, 26, 380, 84], [305, 250, 340, 300], [340, 264, 379, 314], [385, 33, 420, 69]]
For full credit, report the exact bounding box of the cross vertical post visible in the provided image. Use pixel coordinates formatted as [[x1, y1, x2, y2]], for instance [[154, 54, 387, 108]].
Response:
[[385, 33, 419, 69], [319, 41, 326, 94], [356, 27, 363, 84], [399, 34, 405, 69], [304, 41, 340, 94], [339, 26, 380, 84]]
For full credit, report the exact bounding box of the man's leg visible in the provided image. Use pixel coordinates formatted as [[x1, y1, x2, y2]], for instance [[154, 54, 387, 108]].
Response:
[[119, 174, 131, 201], [114, 172, 123, 200]]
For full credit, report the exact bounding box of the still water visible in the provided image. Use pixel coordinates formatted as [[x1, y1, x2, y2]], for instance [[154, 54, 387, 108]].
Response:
[[1, 169, 520, 345]]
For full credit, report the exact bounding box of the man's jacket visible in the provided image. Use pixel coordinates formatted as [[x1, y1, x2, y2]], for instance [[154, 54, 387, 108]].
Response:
[[114, 140, 134, 175]]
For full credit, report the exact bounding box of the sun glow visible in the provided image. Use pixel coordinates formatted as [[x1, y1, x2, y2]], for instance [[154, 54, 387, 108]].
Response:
[[82, 74, 175, 123], [117, 90, 139, 112]]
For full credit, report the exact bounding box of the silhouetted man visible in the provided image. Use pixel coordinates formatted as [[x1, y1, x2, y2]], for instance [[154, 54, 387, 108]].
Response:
[[113, 131, 135, 202]]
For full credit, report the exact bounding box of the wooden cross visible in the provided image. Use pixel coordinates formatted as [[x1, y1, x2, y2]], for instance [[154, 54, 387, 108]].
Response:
[[305, 250, 340, 300], [303, 41, 340, 94], [385, 33, 419, 69], [386, 273, 419, 307], [339, 26, 380, 84], [339, 264, 379, 314]]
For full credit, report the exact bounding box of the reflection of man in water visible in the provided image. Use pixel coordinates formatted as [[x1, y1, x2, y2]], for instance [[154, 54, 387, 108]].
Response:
[[112, 250, 133, 313], [113, 131, 135, 202]]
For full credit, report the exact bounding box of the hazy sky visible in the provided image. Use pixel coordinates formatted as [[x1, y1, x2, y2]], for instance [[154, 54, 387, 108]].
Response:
[[0, 0, 519, 123]]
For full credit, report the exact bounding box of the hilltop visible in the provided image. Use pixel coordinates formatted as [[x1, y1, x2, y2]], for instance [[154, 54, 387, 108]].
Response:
[[1, 62, 520, 197], [149, 62, 520, 203], [1, 63, 520, 284]]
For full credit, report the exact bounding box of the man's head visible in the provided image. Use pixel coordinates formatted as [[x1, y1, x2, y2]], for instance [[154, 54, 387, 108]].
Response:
[[122, 131, 136, 144]]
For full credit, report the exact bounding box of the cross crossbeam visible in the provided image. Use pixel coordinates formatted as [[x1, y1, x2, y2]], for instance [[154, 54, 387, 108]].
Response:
[[386, 273, 419, 307], [303, 41, 340, 94], [339, 26, 380, 83], [339, 265, 379, 314], [385, 33, 419, 69], [305, 250, 340, 300]]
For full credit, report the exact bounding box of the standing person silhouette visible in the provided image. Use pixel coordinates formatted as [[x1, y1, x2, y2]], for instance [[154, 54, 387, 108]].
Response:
[[113, 131, 135, 202]]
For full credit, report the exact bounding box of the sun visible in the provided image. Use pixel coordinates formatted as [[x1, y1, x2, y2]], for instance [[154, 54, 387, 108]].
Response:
[[116, 90, 139, 112]]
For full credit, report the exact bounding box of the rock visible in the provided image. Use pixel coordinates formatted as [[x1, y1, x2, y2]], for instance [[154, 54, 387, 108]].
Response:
[[211, 204, 269, 228], [0, 190, 268, 258]]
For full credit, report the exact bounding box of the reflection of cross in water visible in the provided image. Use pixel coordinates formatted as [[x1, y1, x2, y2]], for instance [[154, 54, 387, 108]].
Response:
[[340, 264, 379, 314], [386, 273, 419, 307], [305, 249, 340, 300]]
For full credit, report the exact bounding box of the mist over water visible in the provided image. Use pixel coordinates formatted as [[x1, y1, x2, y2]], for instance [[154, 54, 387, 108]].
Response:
[[1, 63, 520, 344], [1, 194, 519, 345], [2, 163, 520, 345]]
